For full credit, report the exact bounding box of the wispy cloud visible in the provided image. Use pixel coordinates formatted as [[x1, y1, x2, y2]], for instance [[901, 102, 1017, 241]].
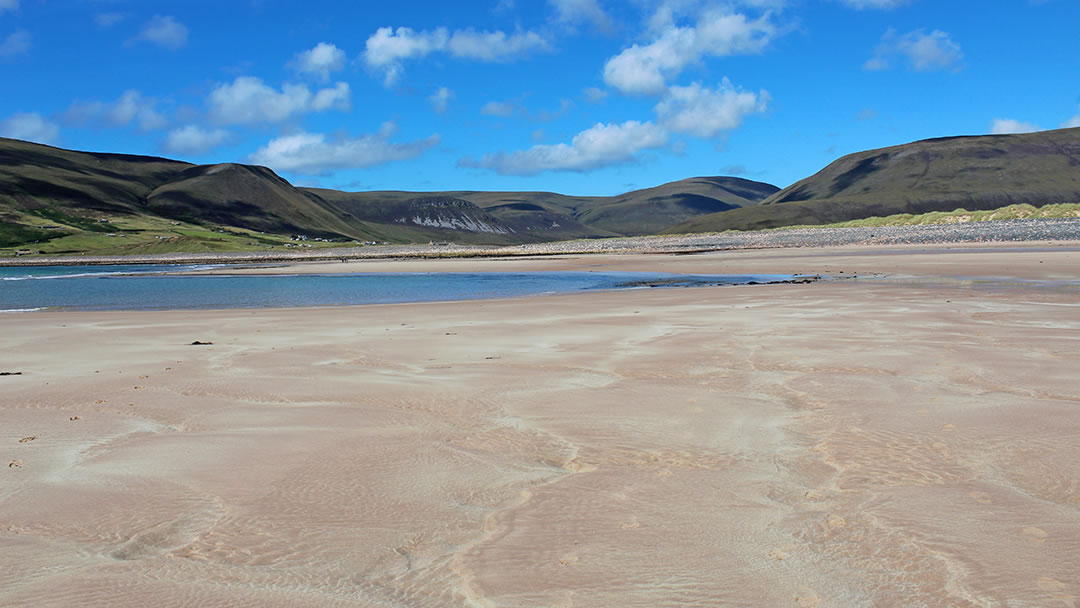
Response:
[[135, 15, 189, 50], [0, 112, 60, 144], [64, 90, 167, 131], [865, 28, 963, 72], [95, 13, 126, 28], [459, 120, 668, 175], [164, 125, 230, 155], [1063, 105, 1080, 129], [838, 0, 913, 9], [0, 29, 31, 57], [250, 124, 440, 175], [429, 87, 453, 114], [362, 25, 549, 86], [990, 118, 1041, 134]]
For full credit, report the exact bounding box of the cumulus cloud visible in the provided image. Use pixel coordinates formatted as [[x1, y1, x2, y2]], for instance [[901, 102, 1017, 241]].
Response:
[[655, 78, 769, 137], [865, 28, 962, 72], [135, 15, 188, 50], [429, 87, 453, 114], [164, 125, 230, 155], [459, 120, 668, 175], [64, 90, 167, 131], [0, 112, 60, 144], [603, 8, 776, 95], [362, 25, 549, 85], [249, 126, 440, 175], [549, 0, 612, 30], [290, 42, 345, 82], [0, 29, 31, 57], [207, 77, 350, 125], [990, 118, 1041, 134]]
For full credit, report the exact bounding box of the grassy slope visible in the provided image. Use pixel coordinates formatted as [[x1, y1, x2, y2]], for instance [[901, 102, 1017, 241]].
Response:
[[145, 164, 382, 240], [1, 136, 780, 255], [666, 127, 1080, 233]]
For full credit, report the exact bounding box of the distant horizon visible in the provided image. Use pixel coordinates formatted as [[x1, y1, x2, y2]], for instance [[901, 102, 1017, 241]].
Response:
[[2, 1, 1078, 196]]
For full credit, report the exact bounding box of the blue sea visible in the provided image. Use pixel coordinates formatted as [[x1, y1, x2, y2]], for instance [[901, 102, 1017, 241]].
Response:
[[0, 264, 798, 312]]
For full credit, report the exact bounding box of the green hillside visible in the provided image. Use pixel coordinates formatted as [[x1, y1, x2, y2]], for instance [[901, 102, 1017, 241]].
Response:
[[666, 127, 1080, 234], [0, 136, 778, 255]]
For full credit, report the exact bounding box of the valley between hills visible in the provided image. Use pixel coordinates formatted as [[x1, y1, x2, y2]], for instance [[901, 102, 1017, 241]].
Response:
[[2, 126, 1080, 258]]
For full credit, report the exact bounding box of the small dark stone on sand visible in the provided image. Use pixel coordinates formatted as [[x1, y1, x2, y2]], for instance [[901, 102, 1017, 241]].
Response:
[[0, 372, 22, 376], [190, 341, 214, 345]]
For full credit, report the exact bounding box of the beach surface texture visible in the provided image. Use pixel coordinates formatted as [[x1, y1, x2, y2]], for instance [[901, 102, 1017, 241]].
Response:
[[2, 243, 1079, 607]]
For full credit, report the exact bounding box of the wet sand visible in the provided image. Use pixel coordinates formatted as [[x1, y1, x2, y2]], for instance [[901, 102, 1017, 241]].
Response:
[[3, 244, 1079, 607]]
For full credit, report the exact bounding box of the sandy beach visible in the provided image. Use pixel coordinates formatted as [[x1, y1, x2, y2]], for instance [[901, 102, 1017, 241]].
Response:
[[3, 243, 1079, 607]]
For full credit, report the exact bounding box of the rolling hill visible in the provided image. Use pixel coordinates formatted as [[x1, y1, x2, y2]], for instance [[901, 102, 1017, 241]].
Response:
[[0, 136, 778, 252], [666, 126, 1080, 233]]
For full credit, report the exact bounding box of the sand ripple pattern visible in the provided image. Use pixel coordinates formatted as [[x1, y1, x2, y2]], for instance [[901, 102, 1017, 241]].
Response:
[[3, 248, 1080, 606]]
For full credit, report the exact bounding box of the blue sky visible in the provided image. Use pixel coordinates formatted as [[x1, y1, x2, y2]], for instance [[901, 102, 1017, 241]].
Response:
[[1, 0, 1078, 195]]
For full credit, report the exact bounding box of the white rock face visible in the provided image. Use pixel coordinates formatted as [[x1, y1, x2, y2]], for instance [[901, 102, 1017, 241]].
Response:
[[404, 212, 514, 234]]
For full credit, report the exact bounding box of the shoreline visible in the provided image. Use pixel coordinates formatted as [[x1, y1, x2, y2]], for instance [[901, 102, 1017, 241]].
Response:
[[4, 217, 1080, 268]]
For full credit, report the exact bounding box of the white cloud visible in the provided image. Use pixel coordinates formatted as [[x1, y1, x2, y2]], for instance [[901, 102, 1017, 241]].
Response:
[[0, 29, 30, 57], [136, 15, 188, 50], [311, 82, 351, 111], [0, 0, 18, 13], [865, 28, 962, 72], [164, 125, 230, 155], [447, 29, 548, 60], [250, 127, 440, 175], [584, 86, 608, 102], [64, 90, 167, 131], [603, 8, 776, 95], [655, 78, 769, 137], [207, 77, 350, 125], [481, 100, 517, 117], [549, 0, 612, 29], [290, 42, 345, 82], [0, 112, 60, 144], [536, 99, 574, 122], [839, 0, 911, 8], [990, 118, 1041, 135], [362, 25, 548, 86], [429, 87, 453, 114], [460, 120, 668, 175]]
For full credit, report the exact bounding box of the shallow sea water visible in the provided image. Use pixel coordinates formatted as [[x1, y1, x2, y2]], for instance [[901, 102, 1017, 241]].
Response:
[[0, 265, 798, 311]]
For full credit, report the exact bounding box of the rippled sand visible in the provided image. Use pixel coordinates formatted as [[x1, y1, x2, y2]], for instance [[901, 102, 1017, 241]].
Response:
[[2, 244, 1079, 607]]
